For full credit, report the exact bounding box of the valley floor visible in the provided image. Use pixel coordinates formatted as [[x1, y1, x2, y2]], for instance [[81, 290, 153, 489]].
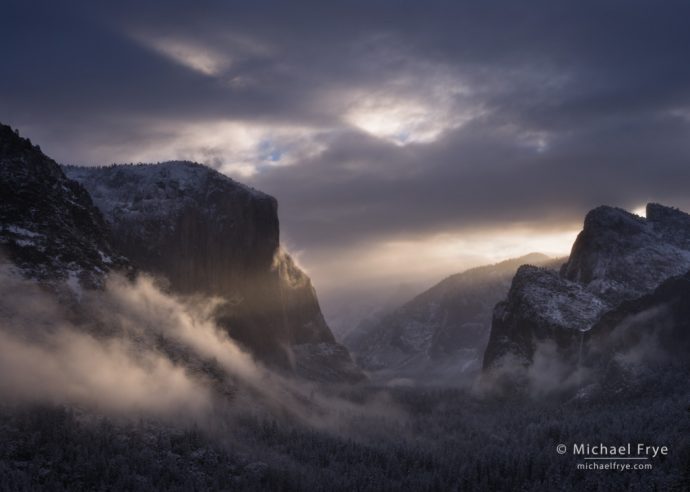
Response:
[[1, 367, 689, 492]]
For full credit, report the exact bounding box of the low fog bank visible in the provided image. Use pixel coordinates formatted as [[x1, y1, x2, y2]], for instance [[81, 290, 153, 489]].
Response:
[[0, 265, 404, 435], [0, 259, 684, 423], [361, 305, 685, 399], [3, 367, 689, 491], [1, 266, 689, 490], [477, 305, 686, 400]]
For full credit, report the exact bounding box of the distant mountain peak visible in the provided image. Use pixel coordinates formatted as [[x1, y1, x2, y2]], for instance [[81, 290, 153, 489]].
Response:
[[484, 201, 690, 373], [493, 252, 551, 268], [562, 203, 690, 303], [347, 252, 555, 379], [582, 205, 646, 234]]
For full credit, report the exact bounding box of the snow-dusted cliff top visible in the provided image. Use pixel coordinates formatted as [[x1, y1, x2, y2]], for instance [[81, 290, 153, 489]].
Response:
[[64, 161, 272, 223]]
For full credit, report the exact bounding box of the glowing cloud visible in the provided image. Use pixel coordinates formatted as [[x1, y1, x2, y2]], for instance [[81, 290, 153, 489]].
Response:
[[133, 34, 231, 76], [345, 89, 479, 146], [97, 119, 329, 178], [340, 61, 480, 146]]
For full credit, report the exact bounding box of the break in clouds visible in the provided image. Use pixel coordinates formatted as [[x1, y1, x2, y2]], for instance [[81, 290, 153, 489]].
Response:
[[3, 1, 690, 296]]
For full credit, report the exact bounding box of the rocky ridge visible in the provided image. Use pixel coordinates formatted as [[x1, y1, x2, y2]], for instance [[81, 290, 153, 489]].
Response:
[[0, 124, 127, 290], [483, 203, 690, 372], [64, 162, 363, 381], [348, 253, 554, 379], [0, 123, 362, 383]]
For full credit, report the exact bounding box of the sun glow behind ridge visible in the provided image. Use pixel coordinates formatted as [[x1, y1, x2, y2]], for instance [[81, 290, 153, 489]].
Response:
[[632, 205, 647, 218], [303, 226, 580, 294]]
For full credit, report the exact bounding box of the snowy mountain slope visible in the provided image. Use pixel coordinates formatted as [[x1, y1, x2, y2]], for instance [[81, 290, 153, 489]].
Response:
[[483, 203, 690, 372], [482, 265, 608, 369], [585, 269, 690, 366], [347, 253, 553, 379], [65, 162, 363, 382], [64, 161, 279, 298], [328, 282, 419, 342], [0, 124, 127, 290], [0, 125, 249, 401], [561, 204, 690, 304]]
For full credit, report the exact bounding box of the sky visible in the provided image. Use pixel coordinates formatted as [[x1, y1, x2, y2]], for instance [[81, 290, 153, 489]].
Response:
[[3, 0, 690, 309]]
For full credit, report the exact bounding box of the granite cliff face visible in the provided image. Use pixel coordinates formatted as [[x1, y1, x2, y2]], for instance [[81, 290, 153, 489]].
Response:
[[0, 124, 126, 290], [0, 122, 361, 383], [483, 203, 690, 373], [482, 265, 607, 369], [561, 205, 690, 304], [347, 254, 553, 379], [585, 270, 690, 366], [65, 162, 362, 381]]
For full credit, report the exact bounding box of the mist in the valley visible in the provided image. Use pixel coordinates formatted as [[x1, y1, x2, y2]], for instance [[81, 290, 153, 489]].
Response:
[[1, 263, 689, 491], [0, 257, 675, 416], [476, 303, 683, 403], [476, 340, 593, 398], [0, 264, 404, 435]]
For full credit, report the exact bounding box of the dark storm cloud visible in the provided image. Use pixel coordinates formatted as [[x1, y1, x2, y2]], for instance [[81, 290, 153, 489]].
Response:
[[257, 111, 690, 252], [3, 0, 690, 274]]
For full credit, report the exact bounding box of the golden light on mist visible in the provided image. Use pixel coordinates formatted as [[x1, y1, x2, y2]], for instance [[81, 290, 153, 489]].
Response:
[[304, 226, 580, 293]]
